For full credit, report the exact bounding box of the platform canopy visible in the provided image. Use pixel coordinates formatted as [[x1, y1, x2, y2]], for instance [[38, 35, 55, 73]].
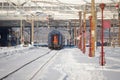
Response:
[[0, 0, 119, 26]]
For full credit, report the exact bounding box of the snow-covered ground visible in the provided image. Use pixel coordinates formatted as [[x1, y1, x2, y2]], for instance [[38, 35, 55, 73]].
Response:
[[0, 46, 120, 80]]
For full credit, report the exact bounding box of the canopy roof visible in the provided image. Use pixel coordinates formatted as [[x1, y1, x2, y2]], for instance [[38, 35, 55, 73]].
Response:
[[1, 0, 118, 5], [0, 0, 119, 20]]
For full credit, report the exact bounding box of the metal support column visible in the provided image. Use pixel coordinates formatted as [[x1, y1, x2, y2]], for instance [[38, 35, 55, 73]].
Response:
[[118, 2, 120, 46], [89, 16, 92, 57], [78, 11, 82, 50], [115, 2, 120, 46], [20, 18, 24, 45], [31, 17, 34, 45], [91, 0, 96, 57], [74, 20, 77, 46], [83, 6, 86, 54], [99, 3, 106, 66]]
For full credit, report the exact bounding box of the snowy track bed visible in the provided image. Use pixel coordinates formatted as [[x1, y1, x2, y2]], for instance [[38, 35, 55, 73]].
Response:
[[0, 47, 120, 80], [0, 47, 60, 80], [0, 46, 31, 59]]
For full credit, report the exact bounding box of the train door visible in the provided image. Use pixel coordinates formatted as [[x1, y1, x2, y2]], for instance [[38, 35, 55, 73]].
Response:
[[53, 34, 58, 45]]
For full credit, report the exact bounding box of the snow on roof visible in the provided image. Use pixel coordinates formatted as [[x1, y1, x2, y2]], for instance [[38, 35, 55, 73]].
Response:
[[0, 0, 119, 20], [51, 0, 118, 4], [0, 0, 118, 5]]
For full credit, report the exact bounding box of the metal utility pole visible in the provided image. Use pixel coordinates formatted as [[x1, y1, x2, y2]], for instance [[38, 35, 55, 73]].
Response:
[[91, 0, 96, 57]]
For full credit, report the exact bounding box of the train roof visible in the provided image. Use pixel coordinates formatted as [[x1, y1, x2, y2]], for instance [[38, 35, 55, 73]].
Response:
[[49, 30, 61, 35]]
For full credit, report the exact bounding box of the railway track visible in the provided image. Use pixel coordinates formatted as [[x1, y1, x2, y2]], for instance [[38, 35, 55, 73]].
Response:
[[0, 50, 56, 80], [29, 50, 59, 80]]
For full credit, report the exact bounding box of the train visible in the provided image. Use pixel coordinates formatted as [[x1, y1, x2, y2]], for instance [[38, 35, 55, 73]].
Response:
[[48, 30, 65, 50]]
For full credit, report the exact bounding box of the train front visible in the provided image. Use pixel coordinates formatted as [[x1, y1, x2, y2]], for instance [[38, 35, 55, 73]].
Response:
[[48, 30, 64, 50]]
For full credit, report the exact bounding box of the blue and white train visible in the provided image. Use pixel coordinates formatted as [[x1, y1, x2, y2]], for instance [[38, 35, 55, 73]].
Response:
[[48, 30, 65, 50]]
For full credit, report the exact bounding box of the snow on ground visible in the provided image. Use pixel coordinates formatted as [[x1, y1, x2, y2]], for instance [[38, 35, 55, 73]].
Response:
[[38, 47, 120, 80], [0, 46, 120, 80]]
